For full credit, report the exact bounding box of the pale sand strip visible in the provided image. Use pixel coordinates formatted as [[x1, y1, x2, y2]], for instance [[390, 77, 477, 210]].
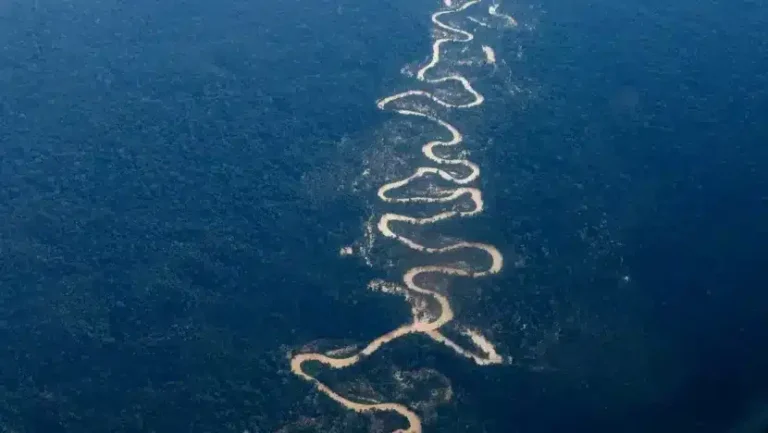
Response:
[[289, 2, 515, 432]]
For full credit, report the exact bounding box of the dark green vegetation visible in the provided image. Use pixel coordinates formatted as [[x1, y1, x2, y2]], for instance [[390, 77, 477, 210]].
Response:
[[1, 0, 767, 432], [1, 0, 423, 431]]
